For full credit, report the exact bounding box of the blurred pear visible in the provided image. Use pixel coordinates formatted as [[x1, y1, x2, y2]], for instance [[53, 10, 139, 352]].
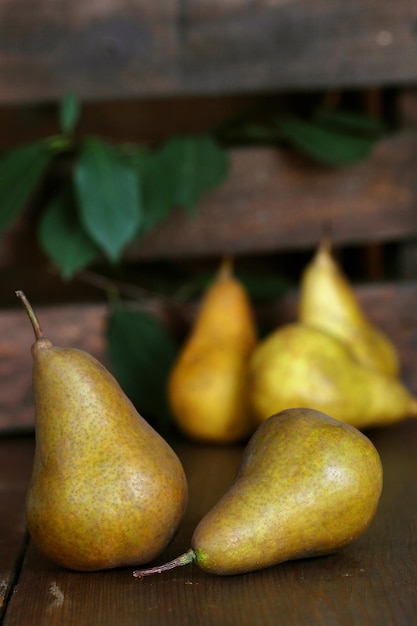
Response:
[[250, 322, 417, 430], [299, 237, 399, 377], [169, 258, 257, 443]]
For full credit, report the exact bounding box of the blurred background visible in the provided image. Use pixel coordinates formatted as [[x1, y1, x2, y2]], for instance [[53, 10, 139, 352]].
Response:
[[2, 0, 417, 433]]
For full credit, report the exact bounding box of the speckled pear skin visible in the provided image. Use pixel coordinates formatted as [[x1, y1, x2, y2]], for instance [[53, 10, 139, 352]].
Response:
[[299, 238, 399, 377], [191, 408, 383, 576], [26, 338, 188, 572], [168, 259, 257, 443]]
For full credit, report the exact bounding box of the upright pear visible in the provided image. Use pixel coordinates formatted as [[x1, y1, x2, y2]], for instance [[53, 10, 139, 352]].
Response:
[[133, 408, 383, 577], [249, 322, 417, 430], [17, 290, 188, 572], [299, 237, 399, 377], [168, 258, 257, 443]]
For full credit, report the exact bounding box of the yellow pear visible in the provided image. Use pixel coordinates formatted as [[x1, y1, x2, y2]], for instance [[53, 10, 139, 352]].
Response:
[[133, 408, 383, 577], [168, 258, 257, 443], [299, 237, 400, 377], [17, 290, 188, 572], [249, 322, 417, 430]]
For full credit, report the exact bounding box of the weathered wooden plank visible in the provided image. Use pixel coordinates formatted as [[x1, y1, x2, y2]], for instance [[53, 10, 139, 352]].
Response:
[[0, 437, 34, 617], [0, 303, 108, 432], [3, 421, 417, 626], [2, 132, 417, 269], [2, 280, 417, 433], [179, 0, 417, 92], [0, 1, 177, 105], [0, 93, 272, 153], [130, 132, 417, 259], [0, 0, 417, 105]]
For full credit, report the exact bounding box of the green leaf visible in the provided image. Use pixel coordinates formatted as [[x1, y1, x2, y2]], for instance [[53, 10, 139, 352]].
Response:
[[159, 135, 229, 213], [37, 187, 100, 279], [313, 109, 385, 139], [59, 93, 81, 135], [0, 140, 52, 235], [134, 148, 178, 234], [276, 116, 376, 166], [106, 307, 178, 430], [75, 138, 143, 261]]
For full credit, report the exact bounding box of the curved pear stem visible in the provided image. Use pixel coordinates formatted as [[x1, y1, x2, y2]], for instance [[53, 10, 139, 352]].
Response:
[[319, 225, 333, 258], [132, 548, 196, 578], [15, 290, 45, 341], [218, 256, 234, 281]]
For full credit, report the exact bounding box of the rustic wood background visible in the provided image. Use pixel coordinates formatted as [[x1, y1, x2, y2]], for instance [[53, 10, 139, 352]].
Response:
[[0, 1, 417, 104], [1, 0, 417, 433]]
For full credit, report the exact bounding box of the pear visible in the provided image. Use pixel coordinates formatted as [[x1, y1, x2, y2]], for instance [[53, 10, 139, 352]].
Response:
[[16, 290, 188, 572], [133, 408, 383, 577], [249, 322, 417, 430], [299, 237, 400, 377], [168, 258, 257, 443]]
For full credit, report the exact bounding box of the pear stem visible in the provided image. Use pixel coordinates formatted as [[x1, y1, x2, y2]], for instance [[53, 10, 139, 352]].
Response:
[[132, 549, 196, 578], [218, 256, 234, 280], [319, 230, 333, 257], [15, 290, 45, 341]]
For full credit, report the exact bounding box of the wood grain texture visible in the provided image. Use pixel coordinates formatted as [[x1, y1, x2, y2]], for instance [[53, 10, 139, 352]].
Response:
[[2, 420, 417, 625], [129, 132, 417, 260], [0, 0, 417, 105], [2, 132, 417, 268], [0, 437, 33, 616], [2, 280, 417, 433], [0, 303, 108, 432]]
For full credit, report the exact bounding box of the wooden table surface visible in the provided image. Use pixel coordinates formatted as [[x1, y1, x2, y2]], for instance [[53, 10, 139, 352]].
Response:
[[1, 418, 417, 626]]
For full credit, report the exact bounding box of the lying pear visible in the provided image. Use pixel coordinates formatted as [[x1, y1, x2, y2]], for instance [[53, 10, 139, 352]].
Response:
[[299, 237, 399, 377], [133, 408, 383, 577], [249, 322, 417, 430], [16, 290, 188, 572], [168, 258, 257, 443]]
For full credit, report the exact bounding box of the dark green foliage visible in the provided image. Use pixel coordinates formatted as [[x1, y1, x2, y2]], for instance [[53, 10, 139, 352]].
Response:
[[0, 141, 53, 235], [276, 110, 384, 166], [217, 106, 385, 166], [106, 306, 178, 431], [37, 186, 100, 280], [0, 95, 230, 278], [74, 138, 143, 261], [0, 95, 384, 278]]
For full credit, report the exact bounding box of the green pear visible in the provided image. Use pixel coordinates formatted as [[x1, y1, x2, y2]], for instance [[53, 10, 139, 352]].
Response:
[[133, 408, 383, 577], [299, 237, 399, 377], [249, 323, 417, 430], [16, 290, 188, 572]]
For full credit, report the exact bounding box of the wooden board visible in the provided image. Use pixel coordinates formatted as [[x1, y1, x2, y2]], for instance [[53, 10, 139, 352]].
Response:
[[2, 421, 417, 625], [0, 303, 108, 433], [2, 132, 417, 269], [0, 437, 34, 615], [1, 1, 417, 105], [128, 132, 417, 260], [2, 280, 417, 433]]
